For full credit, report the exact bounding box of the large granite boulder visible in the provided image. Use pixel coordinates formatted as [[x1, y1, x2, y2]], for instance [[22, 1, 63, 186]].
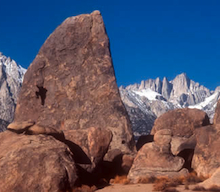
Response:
[[0, 131, 77, 192], [192, 125, 220, 177], [13, 11, 135, 158], [128, 129, 188, 183], [214, 99, 220, 125], [151, 108, 210, 137], [198, 167, 220, 188], [64, 127, 112, 172]]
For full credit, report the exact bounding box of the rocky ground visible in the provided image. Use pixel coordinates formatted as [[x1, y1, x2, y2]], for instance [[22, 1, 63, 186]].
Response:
[[97, 184, 197, 192]]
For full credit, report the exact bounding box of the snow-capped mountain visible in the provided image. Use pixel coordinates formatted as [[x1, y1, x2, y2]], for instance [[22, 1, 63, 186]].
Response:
[[0, 52, 26, 131], [120, 73, 220, 139]]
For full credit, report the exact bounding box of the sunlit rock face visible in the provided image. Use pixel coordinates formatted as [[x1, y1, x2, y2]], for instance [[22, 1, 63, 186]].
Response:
[[13, 11, 136, 158]]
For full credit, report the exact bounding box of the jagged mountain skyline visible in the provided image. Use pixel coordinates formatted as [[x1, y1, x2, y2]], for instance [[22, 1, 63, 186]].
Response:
[[120, 73, 220, 138]]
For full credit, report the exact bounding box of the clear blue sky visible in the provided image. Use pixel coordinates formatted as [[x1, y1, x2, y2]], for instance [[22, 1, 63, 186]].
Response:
[[0, 0, 220, 90]]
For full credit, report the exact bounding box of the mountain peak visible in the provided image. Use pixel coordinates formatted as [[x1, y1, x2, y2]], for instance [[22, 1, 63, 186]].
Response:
[[0, 53, 26, 83]]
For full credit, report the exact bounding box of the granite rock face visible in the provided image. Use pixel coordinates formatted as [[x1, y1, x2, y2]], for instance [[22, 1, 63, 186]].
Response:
[[213, 99, 220, 125], [128, 129, 188, 183], [151, 108, 210, 137], [192, 125, 220, 177], [13, 11, 135, 157], [64, 127, 113, 172], [0, 131, 78, 192], [198, 167, 220, 188]]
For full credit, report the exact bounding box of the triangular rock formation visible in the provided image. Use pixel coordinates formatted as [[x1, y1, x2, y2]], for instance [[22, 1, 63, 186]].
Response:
[[13, 10, 135, 158]]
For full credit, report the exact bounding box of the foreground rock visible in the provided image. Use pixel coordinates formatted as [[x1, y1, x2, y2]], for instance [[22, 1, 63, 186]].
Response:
[[65, 127, 112, 172], [198, 167, 220, 188], [192, 125, 220, 177], [128, 129, 188, 183], [151, 108, 210, 137], [0, 131, 77, 192], [214, 99, 220, 125], [13, 10, 135, 158]]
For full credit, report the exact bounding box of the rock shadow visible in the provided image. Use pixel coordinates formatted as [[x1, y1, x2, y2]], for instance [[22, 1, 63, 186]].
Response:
[[136, 135, 154, 151], [36, 85, 47, 105], [177, 149, 195, 172]]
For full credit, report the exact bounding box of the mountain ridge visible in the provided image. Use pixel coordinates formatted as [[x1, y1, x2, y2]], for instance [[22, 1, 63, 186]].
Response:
[[0, 52, 26, 131], [120, 73, 220, 139]]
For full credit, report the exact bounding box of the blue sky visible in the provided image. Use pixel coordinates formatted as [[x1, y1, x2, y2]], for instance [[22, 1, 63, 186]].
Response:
[[0, 0, 220, 90]]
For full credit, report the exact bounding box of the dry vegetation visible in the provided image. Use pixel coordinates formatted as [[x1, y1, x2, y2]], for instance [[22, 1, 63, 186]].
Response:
[[72, 185, 97, 192], [109, 175, 130, 185], [108, 171, 210, 191], [192, 185, 220, 191], [71, 172, 213, 192]]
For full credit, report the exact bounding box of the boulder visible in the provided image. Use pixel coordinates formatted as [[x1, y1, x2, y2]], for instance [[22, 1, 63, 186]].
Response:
[[13, 10, 135, 157], [7, 120, 35, 132], [171, 135, 197, 156], [0, 131, 78, 192], [151, 108, 210, 137], [65, 127, 112, 172], [198, 167, 220, 188], [192, 125, 220, 177], [128, 129, 187, 183], [214, 99, 220, 125], [136, 135, 154, 151]]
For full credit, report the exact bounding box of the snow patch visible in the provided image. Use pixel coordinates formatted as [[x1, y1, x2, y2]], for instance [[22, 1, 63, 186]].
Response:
[[189, 92, 219, 109], [134, 88, 161, 101]]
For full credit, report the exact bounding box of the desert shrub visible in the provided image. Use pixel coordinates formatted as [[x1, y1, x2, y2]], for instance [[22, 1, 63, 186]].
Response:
[[163, 189, 180, 192], [72, 185, 97, 192], [207, 185, 220, 191], [192, 186, 206, 191], [184, 171, 208, 184], [110, 175, 130, 185], [153, 176, 174, 191], [137, 176, 157, 183]]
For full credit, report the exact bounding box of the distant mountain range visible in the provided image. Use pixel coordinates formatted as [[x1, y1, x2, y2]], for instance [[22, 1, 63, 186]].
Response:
[[0, 52, 219, 138], [0, 52, 26, 131], [120, 73, 220, 139]]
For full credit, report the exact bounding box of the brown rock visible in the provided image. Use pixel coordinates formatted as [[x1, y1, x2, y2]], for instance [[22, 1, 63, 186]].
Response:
[[65, 127, 112, 172], [13, 11, 135, 157], [192, 125, 220, 177], [151, 108, 210, 137], [0, 131, 77, 192], [214, 99, 220, 125], [128, 142, 186, 183], [7, 120, 35, 132], [121, 154, 135, 174], [171, 135, 197, 156], [198, 167, 220, 188], [154, 129, 172, 145]]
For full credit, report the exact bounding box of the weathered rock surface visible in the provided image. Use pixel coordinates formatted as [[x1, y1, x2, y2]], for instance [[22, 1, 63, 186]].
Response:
[[192, 125, 220, 177], [65, 127, 112, 172], [128, 129, 187, 183], [171, 135, 197, 156], [7, 120, 35, 131], [13, 11, 135, 157], [198, 167, 220, 188], [214, 99, 220, 125], [151, 108, 210, 137], [0, 131, 78, 192]]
